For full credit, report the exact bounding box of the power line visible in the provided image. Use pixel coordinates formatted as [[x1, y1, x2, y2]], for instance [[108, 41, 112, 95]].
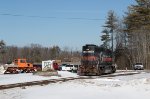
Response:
[[0, 13, 105, 21]]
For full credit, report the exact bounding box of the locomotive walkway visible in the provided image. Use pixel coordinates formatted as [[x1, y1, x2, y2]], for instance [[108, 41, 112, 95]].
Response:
[[0, 71, 141, 90]]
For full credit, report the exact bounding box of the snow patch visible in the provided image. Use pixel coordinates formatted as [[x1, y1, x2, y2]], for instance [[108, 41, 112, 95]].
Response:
[[94, 78, 120, 82]]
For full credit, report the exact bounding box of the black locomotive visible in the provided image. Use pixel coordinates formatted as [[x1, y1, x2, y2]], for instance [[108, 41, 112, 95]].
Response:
[[78, 44, 116, 76]]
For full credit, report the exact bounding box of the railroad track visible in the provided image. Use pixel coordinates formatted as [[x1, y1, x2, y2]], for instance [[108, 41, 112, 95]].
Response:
[[0, 71, 140, 90]]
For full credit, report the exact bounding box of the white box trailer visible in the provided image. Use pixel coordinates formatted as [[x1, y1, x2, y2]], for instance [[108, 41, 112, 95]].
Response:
[[42, 60, 55, 71]]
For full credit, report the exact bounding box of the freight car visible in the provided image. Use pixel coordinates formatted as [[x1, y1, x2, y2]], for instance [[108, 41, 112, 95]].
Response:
[[78, 44, 116, 76]]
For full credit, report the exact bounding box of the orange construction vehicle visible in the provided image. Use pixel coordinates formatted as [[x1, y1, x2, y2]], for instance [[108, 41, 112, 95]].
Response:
[[4, 58, 36, 74], [14, 58, 33, 68]]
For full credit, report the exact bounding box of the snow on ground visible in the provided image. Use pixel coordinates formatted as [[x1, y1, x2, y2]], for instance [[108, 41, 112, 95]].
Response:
[[0, 71, 78, 85], [0, 71, 150, 99], [57, 71, 78, 77]]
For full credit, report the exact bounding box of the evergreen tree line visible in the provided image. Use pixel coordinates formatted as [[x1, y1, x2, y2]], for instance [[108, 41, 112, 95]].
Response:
[[0, 42, 81, 64], [101, 0, 150, 69]]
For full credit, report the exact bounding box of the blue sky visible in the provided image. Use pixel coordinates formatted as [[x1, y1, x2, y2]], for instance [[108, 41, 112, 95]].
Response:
[[0, 0, 135, 50]]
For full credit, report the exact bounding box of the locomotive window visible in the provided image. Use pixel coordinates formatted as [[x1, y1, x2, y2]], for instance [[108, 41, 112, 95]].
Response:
[[83, 51, 94, 53], [82, 51, 95, 56], [82, 53, 94, 56]]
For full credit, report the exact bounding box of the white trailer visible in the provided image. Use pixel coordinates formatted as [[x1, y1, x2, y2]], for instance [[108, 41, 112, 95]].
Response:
[[42, 60, 55, 71]]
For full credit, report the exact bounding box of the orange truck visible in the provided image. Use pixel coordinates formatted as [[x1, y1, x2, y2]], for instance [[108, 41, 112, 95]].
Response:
[[4, 58, 36, 74]]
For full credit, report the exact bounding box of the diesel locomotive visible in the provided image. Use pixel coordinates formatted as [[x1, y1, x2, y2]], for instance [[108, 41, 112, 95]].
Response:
[[78, 44, 116, 76]]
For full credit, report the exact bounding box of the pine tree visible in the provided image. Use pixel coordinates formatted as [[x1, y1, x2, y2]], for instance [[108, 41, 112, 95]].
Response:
[[101, 28, 110, 49], [103, 10, 118, 64], [0, 40, 6, 63], [124, 0, 150, 69], [124, 0, 150, 32]]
